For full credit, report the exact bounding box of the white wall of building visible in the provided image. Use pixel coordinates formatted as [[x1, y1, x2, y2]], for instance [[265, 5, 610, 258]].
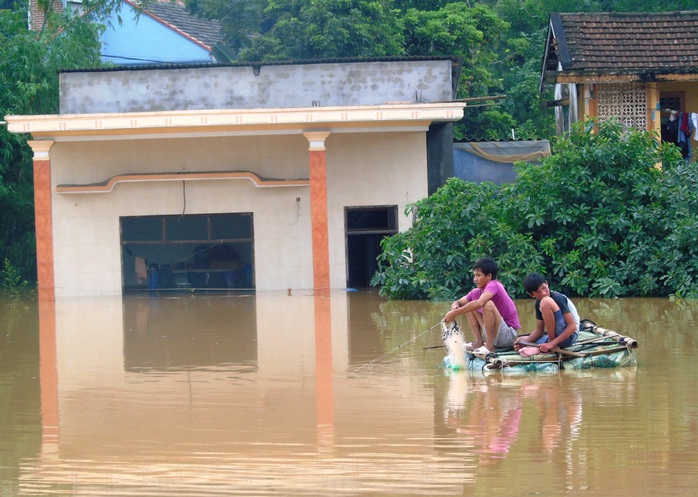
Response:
[[49, 131, 426, 297]]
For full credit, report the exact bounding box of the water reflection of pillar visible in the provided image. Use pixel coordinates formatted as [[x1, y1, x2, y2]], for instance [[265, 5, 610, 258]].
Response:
[[304, 131, 331, 295], [314, 294, 334, 448], [38, 297, 59, 445]]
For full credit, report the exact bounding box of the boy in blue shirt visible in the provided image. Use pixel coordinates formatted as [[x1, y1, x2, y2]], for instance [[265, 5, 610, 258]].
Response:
[[515, 273, 579, 353]]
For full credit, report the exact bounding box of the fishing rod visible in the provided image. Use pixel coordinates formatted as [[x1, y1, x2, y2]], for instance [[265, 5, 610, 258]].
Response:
[[354, 321, 443, 372]]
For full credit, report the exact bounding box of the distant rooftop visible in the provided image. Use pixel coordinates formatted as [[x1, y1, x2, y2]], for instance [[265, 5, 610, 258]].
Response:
[[541, 11, 698, 84], [133, 0, 222, 49]]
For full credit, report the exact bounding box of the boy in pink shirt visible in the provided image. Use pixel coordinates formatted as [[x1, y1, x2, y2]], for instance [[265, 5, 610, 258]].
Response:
[[443, 258, 520, 354]]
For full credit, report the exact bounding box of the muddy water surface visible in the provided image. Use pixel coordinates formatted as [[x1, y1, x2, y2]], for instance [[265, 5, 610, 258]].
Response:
[[0, 291, 696, 496]]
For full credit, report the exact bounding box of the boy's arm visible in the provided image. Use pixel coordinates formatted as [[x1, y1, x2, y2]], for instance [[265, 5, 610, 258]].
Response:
[[444, 292, 493, 322], [540, 312, 577, 351]]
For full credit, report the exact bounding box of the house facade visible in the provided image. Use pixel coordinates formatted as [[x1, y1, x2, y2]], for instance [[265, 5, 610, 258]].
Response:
[[7, 58, 464, 299], [540, 11, 698, 158]]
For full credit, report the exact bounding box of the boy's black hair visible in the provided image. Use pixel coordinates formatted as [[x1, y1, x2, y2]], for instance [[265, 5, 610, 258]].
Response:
[[472, 257, 499, 279], [523, 273, 547, 294]]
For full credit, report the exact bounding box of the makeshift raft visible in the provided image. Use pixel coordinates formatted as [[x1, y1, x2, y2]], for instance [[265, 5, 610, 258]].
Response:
[[443, 319, 638, 375]]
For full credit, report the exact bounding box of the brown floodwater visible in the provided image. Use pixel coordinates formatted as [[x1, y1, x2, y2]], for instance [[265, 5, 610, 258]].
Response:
[[0, 290, 696, 496]]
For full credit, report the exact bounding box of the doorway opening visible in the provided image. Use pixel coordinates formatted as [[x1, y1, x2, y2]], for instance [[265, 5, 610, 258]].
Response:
[[345, 206, 398, 288], [659, 92, 688, 160], [121, 213, 255, 292]]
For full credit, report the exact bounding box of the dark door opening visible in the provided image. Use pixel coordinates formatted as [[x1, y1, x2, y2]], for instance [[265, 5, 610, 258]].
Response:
[[345, 206, 398, 288], [659, 92, 689, 159], [121, 213, 255, 292]]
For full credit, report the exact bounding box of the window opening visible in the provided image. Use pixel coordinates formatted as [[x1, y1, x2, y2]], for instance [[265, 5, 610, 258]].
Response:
[[121, 213, 254, 292]]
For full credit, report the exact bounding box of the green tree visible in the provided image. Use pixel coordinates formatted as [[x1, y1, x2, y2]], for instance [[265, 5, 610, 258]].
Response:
[[238, 0, 405, 60], [401, 3, 514, 139], [187, 0, 269, 54], [373, 120, 695, 300], [0, 7, 104, 281]]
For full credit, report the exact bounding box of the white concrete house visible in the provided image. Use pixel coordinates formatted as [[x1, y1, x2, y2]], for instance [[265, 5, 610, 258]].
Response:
[[7, 58, 464, 298]]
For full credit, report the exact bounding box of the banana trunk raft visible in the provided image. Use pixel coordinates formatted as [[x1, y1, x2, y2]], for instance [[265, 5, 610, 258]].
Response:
[[443, 319, 638, 375]]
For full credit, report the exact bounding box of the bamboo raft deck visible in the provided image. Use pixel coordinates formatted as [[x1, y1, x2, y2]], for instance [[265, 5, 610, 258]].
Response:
[[443, 319, 638, 375]]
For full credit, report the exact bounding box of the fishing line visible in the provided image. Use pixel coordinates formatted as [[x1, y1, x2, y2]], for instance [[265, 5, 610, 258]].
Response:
[[354, 321, 443, 373]]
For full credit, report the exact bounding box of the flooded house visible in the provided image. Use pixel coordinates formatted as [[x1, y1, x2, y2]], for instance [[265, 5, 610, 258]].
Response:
[[6, 58, 465, 298]]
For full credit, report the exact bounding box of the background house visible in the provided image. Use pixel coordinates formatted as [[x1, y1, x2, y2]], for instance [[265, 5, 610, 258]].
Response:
[[99, 0, 222, 65], [28, 0, 222, 65], [540, 11, 698, 160], [7, 58, 464, 298]]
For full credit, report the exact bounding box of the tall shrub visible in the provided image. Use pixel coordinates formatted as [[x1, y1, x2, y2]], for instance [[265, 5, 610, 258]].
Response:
[[0, 8, 103, 281], [373, 119, 693, 300], [507, 119, 686, 297]]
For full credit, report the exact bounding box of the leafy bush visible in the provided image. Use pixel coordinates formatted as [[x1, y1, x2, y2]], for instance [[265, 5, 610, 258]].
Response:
[[1, 258, 32, 299], [0, 7, 104, 282], [372, 119, 694, 300]]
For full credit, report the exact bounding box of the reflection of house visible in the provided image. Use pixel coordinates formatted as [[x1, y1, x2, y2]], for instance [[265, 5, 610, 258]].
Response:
[[540, 11, 698, 158], [7, 58, 464, 297], [32, 293, 461, 494], [28, 0, 221, 65]]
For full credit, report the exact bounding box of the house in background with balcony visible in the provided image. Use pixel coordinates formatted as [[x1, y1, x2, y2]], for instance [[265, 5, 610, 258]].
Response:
[[540, 11, 698, 160], [29, 0, 222, 65]]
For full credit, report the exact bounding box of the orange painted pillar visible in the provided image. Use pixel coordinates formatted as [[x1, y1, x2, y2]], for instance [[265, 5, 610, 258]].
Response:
[[28, 140, 56, 302], [304, 131, 331, 295]]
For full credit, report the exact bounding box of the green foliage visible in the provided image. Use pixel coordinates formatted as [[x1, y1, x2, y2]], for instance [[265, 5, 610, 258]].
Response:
[[0, 258, 32, 299], [0, 7, 104, 282], [239, 0, 405, 60], [373, 119, 696, 300], [187, 0, 269, 54], [403, 3, 514, 140], [498, 28, 555, 140], [371, 178, 541, 300]]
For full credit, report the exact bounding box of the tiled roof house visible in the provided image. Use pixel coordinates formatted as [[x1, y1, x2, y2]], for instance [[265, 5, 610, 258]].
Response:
[[540, 11, 698, 154], [28, 0, 222, 65], [99, 0, 222, 64], [144, 0, 222, 49]]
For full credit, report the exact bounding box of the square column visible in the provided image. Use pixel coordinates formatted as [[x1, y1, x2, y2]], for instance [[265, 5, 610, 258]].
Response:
[[28, 140, 55, 301], [304, 131, 331, 294]]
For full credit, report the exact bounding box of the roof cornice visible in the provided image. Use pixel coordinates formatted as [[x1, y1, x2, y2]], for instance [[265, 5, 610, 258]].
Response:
[[6, 103, 465, 141]]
